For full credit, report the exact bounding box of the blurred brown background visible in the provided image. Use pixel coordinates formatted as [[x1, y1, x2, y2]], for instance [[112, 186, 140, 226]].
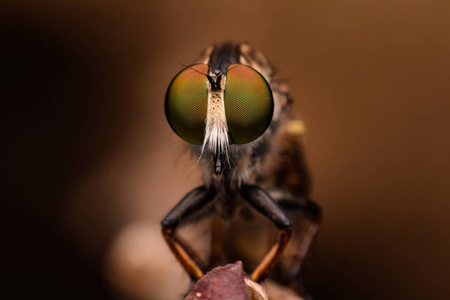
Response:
[[2, 1, 449, 299]]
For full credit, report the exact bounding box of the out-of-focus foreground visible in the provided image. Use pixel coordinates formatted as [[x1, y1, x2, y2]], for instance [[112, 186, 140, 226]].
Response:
[[2, 1, 449, 299]]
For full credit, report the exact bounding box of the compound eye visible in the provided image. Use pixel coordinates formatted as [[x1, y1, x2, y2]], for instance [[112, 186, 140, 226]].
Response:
[[224, 64, 274, 144], [165, 64, 208, 144]]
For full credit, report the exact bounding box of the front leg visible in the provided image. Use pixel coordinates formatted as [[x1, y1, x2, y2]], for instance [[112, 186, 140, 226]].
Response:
[[161, 186, 216, 280], [241, 185, 292, 282], [274, 193, 322, 287]]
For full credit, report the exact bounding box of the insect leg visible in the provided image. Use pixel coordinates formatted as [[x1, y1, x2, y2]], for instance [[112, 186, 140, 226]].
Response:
[[161, 186, 216, 280], [241, 185, 292, 282], [277, 198, 322, 283], [208, 216, 224, 268]]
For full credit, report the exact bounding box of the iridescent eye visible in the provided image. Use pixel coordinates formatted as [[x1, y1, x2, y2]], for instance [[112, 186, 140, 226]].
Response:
[[224, 64, 274, 144], [165, 64, 208, 144]]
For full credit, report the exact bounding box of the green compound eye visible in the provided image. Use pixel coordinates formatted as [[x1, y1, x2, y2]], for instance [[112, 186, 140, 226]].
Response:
[[224, 64, 274, 144], [165, 64, 208, 144]]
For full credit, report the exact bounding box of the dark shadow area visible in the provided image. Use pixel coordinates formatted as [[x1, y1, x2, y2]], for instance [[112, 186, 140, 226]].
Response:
[[0, 5, 134, 299]]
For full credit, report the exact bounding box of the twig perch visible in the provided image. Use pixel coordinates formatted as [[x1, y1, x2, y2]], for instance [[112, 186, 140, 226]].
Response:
[[184, 261, 303, 300]]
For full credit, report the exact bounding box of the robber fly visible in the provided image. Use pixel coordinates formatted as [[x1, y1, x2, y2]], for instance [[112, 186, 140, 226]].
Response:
[[161, 42, 321, 294]]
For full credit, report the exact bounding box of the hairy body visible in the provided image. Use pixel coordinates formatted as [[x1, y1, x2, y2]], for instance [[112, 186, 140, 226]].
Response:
[[162, 42, 320, 291], [191, 43, 310, 215]]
